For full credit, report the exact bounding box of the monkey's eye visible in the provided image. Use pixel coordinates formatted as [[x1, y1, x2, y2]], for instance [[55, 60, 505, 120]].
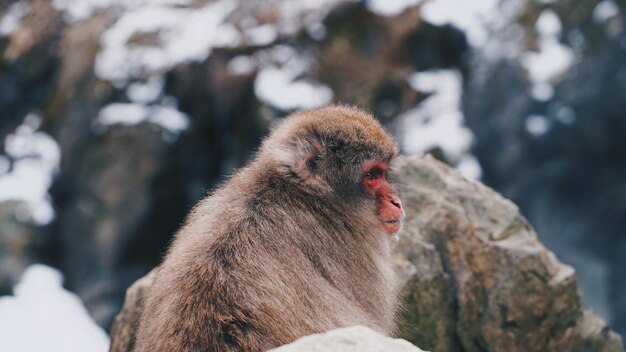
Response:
[[364, 167, 384, 181]]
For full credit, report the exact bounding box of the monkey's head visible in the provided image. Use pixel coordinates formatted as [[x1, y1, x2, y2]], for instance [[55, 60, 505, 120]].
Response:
[[262, 105, 405, 236]]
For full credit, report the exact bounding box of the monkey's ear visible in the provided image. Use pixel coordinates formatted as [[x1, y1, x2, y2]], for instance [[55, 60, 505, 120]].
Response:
[[268, 138, 324, 180], [295, 140, 324, 180]]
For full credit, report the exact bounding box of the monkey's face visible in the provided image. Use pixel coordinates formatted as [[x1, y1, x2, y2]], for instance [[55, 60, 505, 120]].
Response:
[[262, 105, 404, 236], [360, 160, 405, 235]]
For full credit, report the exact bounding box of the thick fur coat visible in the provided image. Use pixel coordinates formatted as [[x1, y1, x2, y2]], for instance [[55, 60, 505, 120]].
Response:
[[134, 106, 401, 352]]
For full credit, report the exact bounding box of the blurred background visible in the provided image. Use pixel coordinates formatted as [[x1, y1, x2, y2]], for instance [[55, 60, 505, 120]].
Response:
[[0, 0, 625, 349]]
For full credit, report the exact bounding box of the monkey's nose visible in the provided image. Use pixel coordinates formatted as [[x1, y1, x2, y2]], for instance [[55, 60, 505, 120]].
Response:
[[390, 198, 402, 209]]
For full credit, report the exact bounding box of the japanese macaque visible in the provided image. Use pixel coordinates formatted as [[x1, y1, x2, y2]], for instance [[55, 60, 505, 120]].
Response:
[[134, 105, 405, 352]]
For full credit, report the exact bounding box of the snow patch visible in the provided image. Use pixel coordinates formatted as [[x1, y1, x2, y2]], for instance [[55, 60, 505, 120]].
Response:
[[97, 102, 189, 135], [88, 0, 241, 142], [366, 0, 423, 17], [254, 46, 333, 111], [227, 55, 256, 75], [276, 0, 357, 36], [245, 24, 278, 46], [417, 0, 528, 62], [51, 0, 192, 23], [126, 76, 163, 104], [255, 68, 333, 111], [0, 1, 27, 36], [525, 114, 550, 136], [457, 155, 482, 180], [420, 0, 500, 47], [93, 0, 355, 84], [95, 0, 239, 84], [401, 69, 481, 180], [0, 264, 109, 352], [521, 10, 575, 101], [0, 114, 60, 225], [592, 1, 620, 23]]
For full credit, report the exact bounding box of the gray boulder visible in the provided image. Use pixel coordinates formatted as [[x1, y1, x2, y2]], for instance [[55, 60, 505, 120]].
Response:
[[394, 155, 623, 352], [269, 326, 427, 352]]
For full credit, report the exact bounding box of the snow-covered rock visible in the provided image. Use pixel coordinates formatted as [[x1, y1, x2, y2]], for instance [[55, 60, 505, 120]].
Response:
[[0, 265, 109, 352], [269, 326, 427, 352]]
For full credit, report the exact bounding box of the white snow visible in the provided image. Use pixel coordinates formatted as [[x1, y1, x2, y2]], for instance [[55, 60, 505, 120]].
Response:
[[521, 40, 573, 85], [530, 83, 555, 102], [270, 325, 425, 352], [254, 46, 333, 111], [86, 0, 353, 138], [97, 103, 148, 125], [227, 55, 256, 75], [245, 24, 278, 46], [0, 114, 60, 225], [525, 114, 550, 136], [592, 1, 620, 23], [276, 0, 356, 36], [520, 10, 575, 101], [0, 264, 109, 352], [149, 104, 191, 133], [90, 0, 230, 140], [536, 9, 562, 36], [95, 0, 239, 84], [366, 0, 423, 17], [0, 1, 27, 36], [74, 0, 357, 85], [51, 0, 192, 23], [126, 76, 163, 104], [416, 0, 528, 62], [97, 102, 189, 134], [457, 155, 482, 180], [255, 67, 333, 111], [420, 0, 500, 47], [419, 2, 572, 102], [401, 69, 481, 180]]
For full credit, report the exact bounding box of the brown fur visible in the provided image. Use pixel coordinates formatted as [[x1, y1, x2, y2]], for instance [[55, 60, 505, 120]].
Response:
[[133, 105, 401, 352]]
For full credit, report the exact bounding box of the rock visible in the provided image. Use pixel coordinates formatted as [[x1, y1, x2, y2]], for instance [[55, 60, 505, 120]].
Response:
[[394, 155, 623, 352], [109, 269, 156, 352], [108, 156, 623, 352], [268, 326, 427, 352]]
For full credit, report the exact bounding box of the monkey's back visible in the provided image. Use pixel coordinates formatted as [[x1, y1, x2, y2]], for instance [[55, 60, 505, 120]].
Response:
[[134, 165, 397, 352]]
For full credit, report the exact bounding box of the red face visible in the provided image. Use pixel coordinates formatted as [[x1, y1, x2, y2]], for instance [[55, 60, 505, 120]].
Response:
[[361, 161, 404, 235]]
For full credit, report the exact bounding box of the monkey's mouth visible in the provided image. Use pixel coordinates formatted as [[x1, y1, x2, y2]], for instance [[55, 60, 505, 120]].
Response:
[[382, 218, 403, 235]]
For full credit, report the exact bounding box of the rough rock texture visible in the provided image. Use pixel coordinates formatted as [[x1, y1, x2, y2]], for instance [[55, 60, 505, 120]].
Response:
[[109, 269, 155, 352], [394, 156, 623, 352], [268, 326, 427, 352], [108, 156, 623, 352]]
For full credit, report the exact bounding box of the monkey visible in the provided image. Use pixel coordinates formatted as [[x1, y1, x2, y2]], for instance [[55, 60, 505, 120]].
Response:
[[133, 105, 405, 352]]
